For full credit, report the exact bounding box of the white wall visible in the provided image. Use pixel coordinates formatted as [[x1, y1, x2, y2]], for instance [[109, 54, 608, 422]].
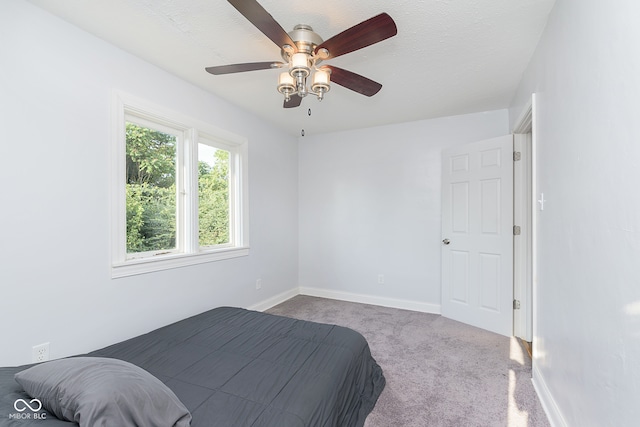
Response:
[[510, 1, 640, 425], [0, 0, 298, 366], [298, 111, 509, 311]]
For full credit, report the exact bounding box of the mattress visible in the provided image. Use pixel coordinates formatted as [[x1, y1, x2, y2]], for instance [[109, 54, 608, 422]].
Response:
[[0, 307, 385, 426]]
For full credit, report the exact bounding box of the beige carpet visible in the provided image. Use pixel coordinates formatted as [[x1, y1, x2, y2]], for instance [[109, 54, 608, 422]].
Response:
[[267, 295, 550, 427]]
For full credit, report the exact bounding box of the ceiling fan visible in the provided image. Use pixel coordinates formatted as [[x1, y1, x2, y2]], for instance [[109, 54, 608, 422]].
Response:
[[205, 0, 398, 108]]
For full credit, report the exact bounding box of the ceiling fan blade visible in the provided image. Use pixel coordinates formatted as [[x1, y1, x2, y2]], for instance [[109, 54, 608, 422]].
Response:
[[322, 66, 382, 97], [205, 61, 285, 75], [227, 0, 297, 52], [315, 13, 397, 60], [283, 94, 303, 108]]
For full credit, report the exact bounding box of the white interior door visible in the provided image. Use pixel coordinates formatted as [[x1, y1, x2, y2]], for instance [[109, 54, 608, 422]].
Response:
[[441, 135, 513, 336]]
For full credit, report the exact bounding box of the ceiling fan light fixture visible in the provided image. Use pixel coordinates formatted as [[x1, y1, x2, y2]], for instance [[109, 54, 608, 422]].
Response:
[[277, 72, 296, 98], [290, 53, 310, 78], [209, 1, 397, 108], [311, 68, 330, 100]]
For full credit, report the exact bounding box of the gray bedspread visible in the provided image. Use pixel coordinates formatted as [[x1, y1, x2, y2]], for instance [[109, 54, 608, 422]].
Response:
[[1, 307, 385, 426]]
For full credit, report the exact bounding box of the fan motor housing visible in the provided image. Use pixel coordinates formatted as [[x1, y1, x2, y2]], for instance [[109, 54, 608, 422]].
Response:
[[281, 24, 323, 60]]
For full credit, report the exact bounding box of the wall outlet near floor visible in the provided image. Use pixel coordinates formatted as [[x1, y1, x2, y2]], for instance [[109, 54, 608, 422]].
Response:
[[378, 274, 385, 284], [32, 342, 50, 363], [256, 278, 262, 290]]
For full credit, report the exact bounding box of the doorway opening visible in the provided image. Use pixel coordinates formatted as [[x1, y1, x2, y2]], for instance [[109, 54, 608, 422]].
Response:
[[513, 95, 536, 354]]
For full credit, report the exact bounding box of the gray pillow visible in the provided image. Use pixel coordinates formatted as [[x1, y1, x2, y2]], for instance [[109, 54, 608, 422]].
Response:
[[14, 357, 191, 427]]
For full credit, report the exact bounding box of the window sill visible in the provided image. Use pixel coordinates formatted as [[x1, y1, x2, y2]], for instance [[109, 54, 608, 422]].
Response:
[[111, 247, 249, 278]]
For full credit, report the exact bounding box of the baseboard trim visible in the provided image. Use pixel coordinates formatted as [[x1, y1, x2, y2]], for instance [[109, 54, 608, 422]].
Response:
[[299, 287, 441, 314], [532, 364, 567, 427], [249, 286, 441, 316], [246, 288, 299, 312]]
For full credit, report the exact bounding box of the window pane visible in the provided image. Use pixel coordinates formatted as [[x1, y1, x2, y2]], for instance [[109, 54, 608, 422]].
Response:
[[198, 144, 230, 246], [125, 122, 177, 254]]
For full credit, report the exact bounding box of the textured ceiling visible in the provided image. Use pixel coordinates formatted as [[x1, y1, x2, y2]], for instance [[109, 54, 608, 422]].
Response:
[[27, 0, 555, 137]]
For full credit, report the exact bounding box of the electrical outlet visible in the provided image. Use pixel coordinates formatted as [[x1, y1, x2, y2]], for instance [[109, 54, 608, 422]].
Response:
[[378, 274, 384, 284], [32, 342, 50, 363], [256, 279, 262, 290]]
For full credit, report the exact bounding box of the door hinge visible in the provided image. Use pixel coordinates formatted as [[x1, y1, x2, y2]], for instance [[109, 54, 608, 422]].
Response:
[[513, 299, 521, 310], [513, 225, 521, 236], [513, 151, 521, 161]]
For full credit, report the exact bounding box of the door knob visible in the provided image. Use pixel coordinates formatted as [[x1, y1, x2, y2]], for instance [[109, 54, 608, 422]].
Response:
[[442, 239, 450, 245]]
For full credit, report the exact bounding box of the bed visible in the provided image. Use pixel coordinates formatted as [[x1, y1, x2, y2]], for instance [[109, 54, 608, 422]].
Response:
[[0, 307, 385, 426]]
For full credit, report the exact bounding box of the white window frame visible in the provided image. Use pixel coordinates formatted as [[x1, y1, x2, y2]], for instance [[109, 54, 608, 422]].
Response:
[[110, 91, 249, 278]]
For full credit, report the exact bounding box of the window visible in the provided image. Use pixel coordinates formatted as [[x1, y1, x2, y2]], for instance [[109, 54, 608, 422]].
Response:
[[111, 92, 249, 278], [125, 121, 178, 256], [197, 142, 230, 248]]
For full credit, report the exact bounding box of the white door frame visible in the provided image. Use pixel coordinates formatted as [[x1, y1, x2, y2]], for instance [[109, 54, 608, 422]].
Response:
[[512, 94, 536, 342]]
